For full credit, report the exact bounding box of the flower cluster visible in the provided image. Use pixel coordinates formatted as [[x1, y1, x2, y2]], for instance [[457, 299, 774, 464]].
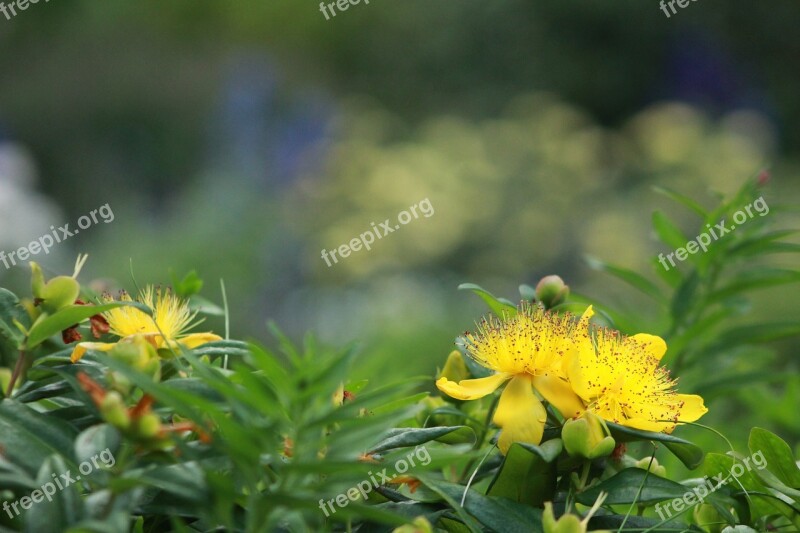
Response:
[[70, 286, 221, 363], [436, 303, 706, 453]]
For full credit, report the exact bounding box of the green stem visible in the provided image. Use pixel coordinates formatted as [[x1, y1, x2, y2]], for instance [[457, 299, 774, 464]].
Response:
[[578, 461, 591, 489], [6, 350, 26, 397]]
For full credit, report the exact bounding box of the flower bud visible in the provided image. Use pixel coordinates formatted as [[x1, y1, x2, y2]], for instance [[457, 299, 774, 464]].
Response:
[[634, 456, 666, 478], [0, 368, 11, 396], [543, 502, 582, 533], [30, 262, 45, 299], [562, 411, 615, 460], [107, 371, 132, 396], [109, 336, 159, 372], [543, 502, 610, 533], [535, 275, 569, 308], [136, 413, 162, 439], [438, 350, 469, 383], [392, 517, 432, 533], [40, 276, 81, 314], [101, 391, 131, 430], [693, 503, 724, 533], [416, 395, 461, 426]]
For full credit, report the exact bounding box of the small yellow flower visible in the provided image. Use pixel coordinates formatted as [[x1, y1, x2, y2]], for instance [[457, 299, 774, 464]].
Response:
[[436, 304, 586, 453], [70, 286, 221, 363], [567, 307, 706, 433]]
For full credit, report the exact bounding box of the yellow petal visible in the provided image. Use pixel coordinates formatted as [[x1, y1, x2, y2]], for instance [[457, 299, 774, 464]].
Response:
[[533, 374, 585, 419], [436, 373, 510, 401], [567, 341, 598, 402], [177, 333, 223, 349], [629, 334, 667, 362], [70, 342, 116, 363], [618, 417, 673, 433], [676, 394, 707, 423], [493, 375, 547, 453]]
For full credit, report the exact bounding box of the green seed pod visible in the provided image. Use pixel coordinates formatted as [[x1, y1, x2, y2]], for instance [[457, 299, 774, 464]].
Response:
[[535, 275, 570, 309], [30, 262, 46, 299], [438, 350, 469, 383], [101, 392, 131, 430], [634, 456, 667, 478], [136, 413, 162, 439], [40, 276, 81, 313], [107, 371, 132, 396], [543, 502, 584, 533], [562, 411, 615, 460], [391, 517, 433, 533], [693, 503, 724, 533]]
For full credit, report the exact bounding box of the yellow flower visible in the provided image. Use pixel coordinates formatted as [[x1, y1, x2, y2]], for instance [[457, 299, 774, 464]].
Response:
[[567, 307, 706, 433], [70, 286, 221, 363], [436, 304, 586, 453]]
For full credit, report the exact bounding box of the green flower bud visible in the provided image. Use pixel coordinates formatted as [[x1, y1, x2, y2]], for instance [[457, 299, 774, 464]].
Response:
[[109, 336, 159, 371], [543, 503, 586, 533], [634, 456, 666, 478], [30, 262, 45, 299], [438, 350, 469, 383], [142, 358, 162, 382], [0, 368, 11, 396], [416, 396, 457, 426], [101, 391, 131, 430], [107, 371, 132, 396], [40, 276, 81, 314], [136, 413, 162, 439], [693, 503, 723, 533], [535, 275, 569, 308], [392, 517, 432, 533], [562, 411, 615, 460]]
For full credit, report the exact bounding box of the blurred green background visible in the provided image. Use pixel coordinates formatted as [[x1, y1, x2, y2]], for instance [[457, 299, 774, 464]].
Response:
[[0, 1, 798, 458]]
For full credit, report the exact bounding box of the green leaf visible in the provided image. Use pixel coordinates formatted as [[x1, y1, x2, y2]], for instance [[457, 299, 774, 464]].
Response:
[[576, 468, 690, 505], [748, 427, 800, 489], [185, 340, 251, 360], [0, 399, 78, 476], [585, 256, 667, 305], [0, 288, 29, 349], [187, 294, 225, 316], [457, 283, 517, 318], [727, 229, 800, 257], [518, 284, 536, 302], [25, 301, 152, 350], [670, 271, 700, 324], [706, 268, 800, 304], [588, 513, 703, 531], [74, 424, 121, 466], [370, 426, 476, 454], [415, 475, 543, 533], [24, 454, 82, 532], [124, 462, 210, 504], [171, 269, 204, 298], [486, 439, 561, 506], [607, 422, 704, 469], [708, 323, 800, 352], [653, 210, 690, 251], [653, 186, 708, 217], [702, 453, 779, 521]]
